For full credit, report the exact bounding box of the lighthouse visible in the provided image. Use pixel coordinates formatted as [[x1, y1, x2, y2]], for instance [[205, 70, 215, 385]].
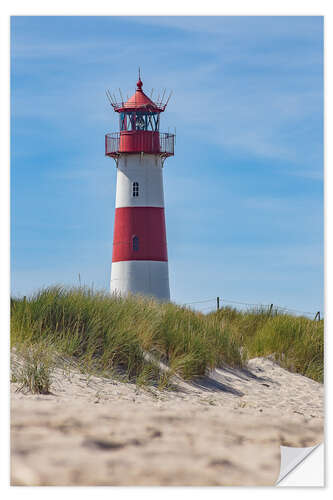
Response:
[[105, 74, 175, 301]]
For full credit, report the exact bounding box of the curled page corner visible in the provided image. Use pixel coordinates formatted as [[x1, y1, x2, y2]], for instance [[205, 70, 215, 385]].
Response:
[[276, 443, 323, 485]]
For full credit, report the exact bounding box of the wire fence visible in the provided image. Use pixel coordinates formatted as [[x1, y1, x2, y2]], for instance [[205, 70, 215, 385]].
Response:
[[182, 296, 322, 320]]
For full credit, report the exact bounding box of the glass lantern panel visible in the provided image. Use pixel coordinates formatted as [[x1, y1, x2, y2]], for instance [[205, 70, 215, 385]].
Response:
[[122, 112, 160, 131]]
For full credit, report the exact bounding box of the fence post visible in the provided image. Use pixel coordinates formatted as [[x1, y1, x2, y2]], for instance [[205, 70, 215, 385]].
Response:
[[217, 297, 220, 311], [268, 303, 273, 315], [314, 311, 320, 321]]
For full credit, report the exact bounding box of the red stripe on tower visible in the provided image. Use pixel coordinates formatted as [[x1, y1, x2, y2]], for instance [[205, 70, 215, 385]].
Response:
[[112, 207, 168, 262]]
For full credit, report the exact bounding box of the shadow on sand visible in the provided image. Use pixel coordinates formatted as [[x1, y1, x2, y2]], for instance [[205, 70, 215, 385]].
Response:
[[186, 363, 278, 396], [190, 376, 244, 396]]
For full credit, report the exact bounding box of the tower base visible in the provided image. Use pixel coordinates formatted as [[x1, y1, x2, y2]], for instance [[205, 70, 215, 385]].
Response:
[[110, 260, 170, 302]]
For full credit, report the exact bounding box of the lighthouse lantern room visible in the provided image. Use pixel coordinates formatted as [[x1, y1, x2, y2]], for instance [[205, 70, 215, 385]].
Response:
[[105, 74, 174, 301]]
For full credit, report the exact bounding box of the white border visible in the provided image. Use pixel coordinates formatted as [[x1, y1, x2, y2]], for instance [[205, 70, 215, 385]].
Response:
[[2, 2, 331, 499]]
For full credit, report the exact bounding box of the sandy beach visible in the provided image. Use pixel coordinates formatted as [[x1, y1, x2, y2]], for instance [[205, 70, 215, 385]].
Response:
[[11, 355, 324, 486]]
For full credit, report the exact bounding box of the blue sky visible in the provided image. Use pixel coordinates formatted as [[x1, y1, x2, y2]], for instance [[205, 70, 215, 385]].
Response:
[[11, 16, 323, 315]]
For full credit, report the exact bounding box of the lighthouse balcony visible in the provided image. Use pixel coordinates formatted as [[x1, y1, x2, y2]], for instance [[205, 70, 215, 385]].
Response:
[[105, 131, 175, 159]]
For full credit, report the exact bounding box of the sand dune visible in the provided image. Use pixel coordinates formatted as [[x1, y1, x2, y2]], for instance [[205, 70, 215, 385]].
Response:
[[11, 356, 324, 486]]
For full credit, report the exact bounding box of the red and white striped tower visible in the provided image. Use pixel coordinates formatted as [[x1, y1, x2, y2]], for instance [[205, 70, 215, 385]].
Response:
[[105, 75, 174, 301]]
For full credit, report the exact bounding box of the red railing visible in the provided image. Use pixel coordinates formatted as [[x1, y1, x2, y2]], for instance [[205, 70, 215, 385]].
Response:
[[105, 132, 175, 158]]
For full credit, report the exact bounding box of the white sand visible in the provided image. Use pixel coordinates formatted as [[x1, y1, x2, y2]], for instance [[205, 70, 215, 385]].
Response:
[[11, 356, 324, 486]]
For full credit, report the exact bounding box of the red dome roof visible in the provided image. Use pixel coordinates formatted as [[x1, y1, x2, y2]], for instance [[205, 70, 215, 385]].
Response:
[[116, 79, 163, 112]]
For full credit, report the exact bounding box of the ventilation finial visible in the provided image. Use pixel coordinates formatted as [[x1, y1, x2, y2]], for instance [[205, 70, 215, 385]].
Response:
[[137, 67, 143, 90]]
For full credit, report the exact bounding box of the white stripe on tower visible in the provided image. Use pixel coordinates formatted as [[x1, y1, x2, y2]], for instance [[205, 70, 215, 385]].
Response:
[[115, 154, 165, 208], [111, 261, 170, 300]]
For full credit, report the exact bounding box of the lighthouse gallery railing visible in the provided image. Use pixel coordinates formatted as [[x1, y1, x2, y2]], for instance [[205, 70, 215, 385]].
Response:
[[105, 132, 175, 158]]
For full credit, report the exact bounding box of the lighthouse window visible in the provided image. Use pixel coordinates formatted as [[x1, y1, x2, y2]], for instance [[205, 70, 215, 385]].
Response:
[[135, 113, 146, 131], [120, 112, 126, 131], [132, 236, 139, 252], [121, 112, 160, 132], [129, 113, 136, 131], [148, 113, 160, 131], [132, 182, 139, 197]]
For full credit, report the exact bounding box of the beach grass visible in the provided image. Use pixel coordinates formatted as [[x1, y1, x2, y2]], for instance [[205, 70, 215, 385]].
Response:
[[10, 286, 323, 386], [11, 342, 55, 394], [10, 286, 243, 386], [208, 307, 324, 382]]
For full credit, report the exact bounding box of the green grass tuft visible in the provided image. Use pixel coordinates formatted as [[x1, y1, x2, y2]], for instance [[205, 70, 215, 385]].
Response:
[[208, 307, 323, 382], [12, 342, 55, 394], [248, 315, 324, 382]]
